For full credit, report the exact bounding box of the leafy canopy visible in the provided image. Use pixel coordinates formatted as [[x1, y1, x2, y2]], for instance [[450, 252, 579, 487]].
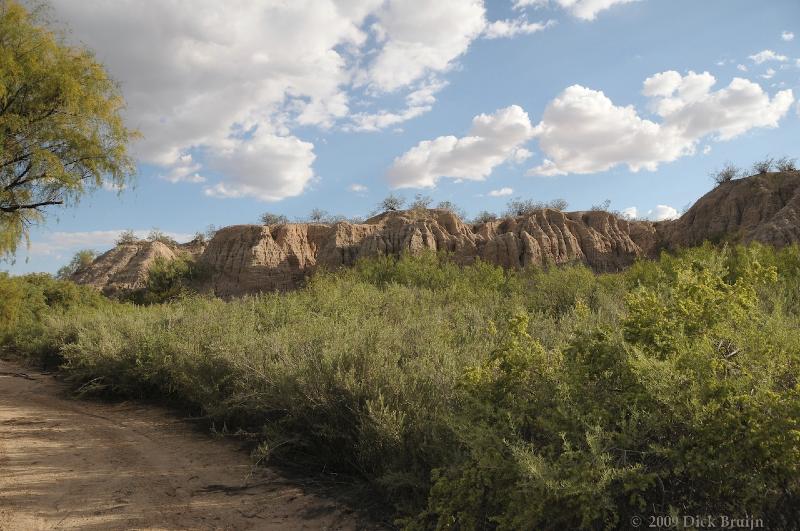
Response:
[[0, 1, 137, 256], [55, 248, 95, 279]]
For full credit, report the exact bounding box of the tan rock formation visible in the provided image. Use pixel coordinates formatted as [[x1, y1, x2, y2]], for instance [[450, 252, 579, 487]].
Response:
[[71, 236, 207, 295], [663, 171, 800, 248], [72, 171, 800, 297], [71, 241, 176, 295], [198, 208, 659, 297]]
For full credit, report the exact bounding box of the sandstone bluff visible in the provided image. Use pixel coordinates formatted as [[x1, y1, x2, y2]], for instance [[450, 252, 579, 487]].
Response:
[[72, 172, 800, 297]]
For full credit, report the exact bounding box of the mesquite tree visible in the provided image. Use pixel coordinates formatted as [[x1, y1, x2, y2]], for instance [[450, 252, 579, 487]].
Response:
[[0, 1, 137, 256]]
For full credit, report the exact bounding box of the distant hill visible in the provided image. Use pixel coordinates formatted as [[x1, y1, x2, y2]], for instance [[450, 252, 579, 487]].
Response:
[[663, 170, 800, 248], [71, 237, 206, 297], [72, 171, 800, 297]]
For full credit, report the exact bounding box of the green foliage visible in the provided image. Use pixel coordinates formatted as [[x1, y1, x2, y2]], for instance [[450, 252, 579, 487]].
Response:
[[0, 1, 137, 257], [0, 273, 105, 365], [473, 210, 498, 224], [4, 245, 800, 528], [504, 197, 569, 217], [776, 156, 797, 172], [378, 193, 406, 212], [401, 196, 469, 220], [204, 224, 218, 240], [116, 229, 138, 245], [146, 228, 177, 246], [590, 198, 612, 212], [434, 200, 467, 219], [308, 208, 329, 223], [125, 256, 207, 304], [55, 248, 96, 279], [260, 212, 289, 225], [350, 252, 512, 295], [408, 194, 432, 213], [711, 161, 742, 185], [521, 263, 608, 316], [420, 247, 798, 529], [0, 271, 23, 336], [752, 157, 775, 175]]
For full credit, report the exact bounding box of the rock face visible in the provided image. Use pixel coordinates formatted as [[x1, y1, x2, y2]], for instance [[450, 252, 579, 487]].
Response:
[[72, 171, 800, 297], [72, 237, 206, 295], [663, 171, 800, 248], [196, 208, 659, 297]]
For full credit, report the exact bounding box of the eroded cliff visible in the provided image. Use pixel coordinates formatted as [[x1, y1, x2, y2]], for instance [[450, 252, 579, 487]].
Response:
[[72, 237, 206, 295], [663, 171, 800, 248], [72, 171, 800, 297]]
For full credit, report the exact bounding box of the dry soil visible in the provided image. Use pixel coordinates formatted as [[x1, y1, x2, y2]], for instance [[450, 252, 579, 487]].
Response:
[[0, 359, 381, 530]]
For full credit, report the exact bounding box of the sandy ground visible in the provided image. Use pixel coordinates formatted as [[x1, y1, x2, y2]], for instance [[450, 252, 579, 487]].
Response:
[[0, 360, 383, 530]]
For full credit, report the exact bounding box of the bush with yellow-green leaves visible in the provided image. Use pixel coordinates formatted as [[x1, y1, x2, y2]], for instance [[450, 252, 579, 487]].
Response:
[[2, 244, 799, 529]]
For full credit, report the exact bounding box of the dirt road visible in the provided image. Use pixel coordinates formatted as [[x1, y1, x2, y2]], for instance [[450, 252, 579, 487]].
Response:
[[0, 360, 380, 530]]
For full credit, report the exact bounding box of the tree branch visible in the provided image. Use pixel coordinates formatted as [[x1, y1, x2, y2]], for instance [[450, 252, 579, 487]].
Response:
[[3, 160, 35, 190], [0, 151, 32, 170], [1, 200, 63, 212], [0, 83, 27, 116]]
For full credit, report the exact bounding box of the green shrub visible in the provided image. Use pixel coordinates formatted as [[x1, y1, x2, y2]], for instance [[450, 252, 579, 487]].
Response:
[[473, 211, 498, 224], [504, 197, 569, 217], [3, 246, 800, 528], [0, 272, 24, 338], [124, 256, 210, 304], [116, 229, 138, 245], [420, 249, 799, 528], [56, 249, 97, 279], [147, 228, 178, 246], [260, 212, 289, 225], [350, 252, 514, 296], [524, 263, 595, 314], [0, 273, 106, 365]]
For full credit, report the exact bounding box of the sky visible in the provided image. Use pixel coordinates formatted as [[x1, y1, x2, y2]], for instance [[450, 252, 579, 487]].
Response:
[[6, 0, 800, 274]]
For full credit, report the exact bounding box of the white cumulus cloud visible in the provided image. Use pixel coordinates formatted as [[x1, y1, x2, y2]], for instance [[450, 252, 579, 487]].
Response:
[[48, 0, 501, 201], [647, 205, 678, 221], [483, 18, 555, 39], [160, 154, 205, 184], [348, 105, 432, 133], [365, 0, 486, 92], [387, 105, 535, 188], [619, 205, 676, 221], [529, 71, 794, 175], [513, 0, 640, 20], [349, 183, 368, 193], [749, 49, 788, 64], [511, 147, 533, 162], [489, 187, 514, 196], [348, 80, 449, 132], [530, 84, 686, 175], [203, 131, 316, 202], [782, 31, 794, 42], [49, 0, 374, 201], [646, 72, 794, 140]]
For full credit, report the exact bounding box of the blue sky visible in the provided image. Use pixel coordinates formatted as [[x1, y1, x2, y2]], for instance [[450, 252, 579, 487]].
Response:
[[7, 0, 800, 274]]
